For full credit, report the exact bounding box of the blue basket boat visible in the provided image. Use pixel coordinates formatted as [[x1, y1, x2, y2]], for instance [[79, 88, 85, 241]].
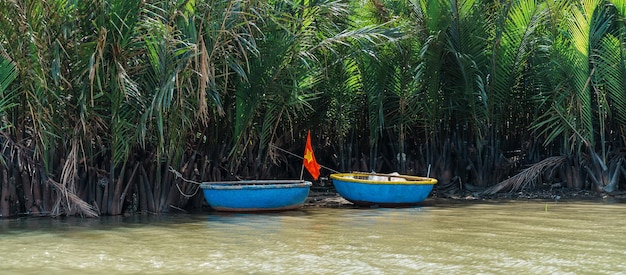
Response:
[[200, 180, 312, 212], [330, 172, 437, 206]]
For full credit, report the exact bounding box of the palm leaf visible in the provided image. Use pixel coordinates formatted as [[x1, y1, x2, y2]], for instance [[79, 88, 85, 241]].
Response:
[[532, 0, 613, 150], [410, 0, 450, 138], [567, 0, 603, 147], [605, 0, 626, 128], [0, 56, 18, 166], [0, 57, 17, 117], [492, 0, 545, 108]]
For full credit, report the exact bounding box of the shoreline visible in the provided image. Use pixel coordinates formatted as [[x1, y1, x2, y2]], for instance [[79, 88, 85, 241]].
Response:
[[303, 187, 626, 208]]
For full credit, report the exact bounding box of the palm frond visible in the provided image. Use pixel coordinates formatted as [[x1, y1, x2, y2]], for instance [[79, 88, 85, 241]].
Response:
[[567, 0, 603, 147], [0, 56, 18, 117], [482, 156, 565, 195], [532, 0, 612, 151], [604, 0, 626, 128], [493, 0, 545, 104]]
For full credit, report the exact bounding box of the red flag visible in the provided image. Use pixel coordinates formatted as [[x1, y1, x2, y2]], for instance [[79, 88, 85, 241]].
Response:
[[303, 130, 321, 180]]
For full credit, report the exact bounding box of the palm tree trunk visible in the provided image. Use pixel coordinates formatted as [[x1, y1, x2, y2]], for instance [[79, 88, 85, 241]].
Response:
[[1, 166, 9, 217], [110, 162, 127, 215], [138, 169, 148, 212]]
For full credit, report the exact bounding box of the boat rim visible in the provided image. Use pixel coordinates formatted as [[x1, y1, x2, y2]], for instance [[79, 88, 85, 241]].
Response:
[[200, 180, 312, 189], [330, 172, 437, 185]]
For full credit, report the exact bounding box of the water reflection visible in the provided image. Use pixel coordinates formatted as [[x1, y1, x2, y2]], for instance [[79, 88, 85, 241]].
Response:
[[0, 201, 625, 274]]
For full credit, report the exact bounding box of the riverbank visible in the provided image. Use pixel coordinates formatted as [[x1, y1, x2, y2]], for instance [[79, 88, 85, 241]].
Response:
[[303, 185, 626, 208]]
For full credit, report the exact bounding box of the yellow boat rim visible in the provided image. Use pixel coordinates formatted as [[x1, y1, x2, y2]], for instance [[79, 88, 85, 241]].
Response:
[[330, 172, 437, 185]]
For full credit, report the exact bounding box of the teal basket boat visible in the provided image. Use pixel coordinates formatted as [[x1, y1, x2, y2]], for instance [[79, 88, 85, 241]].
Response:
[[330, 172, 437, 206], [200, 180, 312, 212]]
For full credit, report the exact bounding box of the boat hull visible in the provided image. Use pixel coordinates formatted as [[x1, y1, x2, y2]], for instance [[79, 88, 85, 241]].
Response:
[[200, 180, 312, 212], [330, 173, 437, 206]]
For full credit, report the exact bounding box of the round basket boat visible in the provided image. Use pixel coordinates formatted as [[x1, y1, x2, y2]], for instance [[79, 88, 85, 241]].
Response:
[[200, 180, 312, 212], [330, 172, 437, 206]]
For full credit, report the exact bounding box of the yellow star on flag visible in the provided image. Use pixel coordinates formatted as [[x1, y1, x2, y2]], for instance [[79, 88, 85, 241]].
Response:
[[304, 149, 313, 163]]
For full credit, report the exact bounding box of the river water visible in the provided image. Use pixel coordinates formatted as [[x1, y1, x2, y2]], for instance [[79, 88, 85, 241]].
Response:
[[1, 200, 625, 274]]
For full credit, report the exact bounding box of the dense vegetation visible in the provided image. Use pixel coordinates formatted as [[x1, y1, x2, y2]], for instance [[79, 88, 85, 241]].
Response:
[[0, 0, 625, 217]]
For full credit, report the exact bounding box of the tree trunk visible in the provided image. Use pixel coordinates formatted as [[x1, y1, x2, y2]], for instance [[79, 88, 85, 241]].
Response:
[[110, 163, 126, 215], [9, 171, 18, 216], [42, 173, 52, 214], [21, 169, 34, 213], [1, 166, 9, 217], [31, 169, 42, 215], [101, 183, 109, 215], [142, 165, 156, 213], [138, 170, 148, 212], [118, 163, 140, 215]]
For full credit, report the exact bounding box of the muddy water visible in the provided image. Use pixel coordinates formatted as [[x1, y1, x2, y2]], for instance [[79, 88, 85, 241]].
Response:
[[1, 200, 625, 274]]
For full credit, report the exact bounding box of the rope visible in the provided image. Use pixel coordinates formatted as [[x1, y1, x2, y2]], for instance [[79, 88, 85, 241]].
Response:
[[168, 166, 202, 185], [269, 143, 340, 173], [176, 182, 201, 198], [168, 166, 202, 198]]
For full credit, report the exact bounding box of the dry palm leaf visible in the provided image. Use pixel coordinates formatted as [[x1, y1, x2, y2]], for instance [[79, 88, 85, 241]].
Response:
[[48, 178, 99, 218], [482, 156, 566, 195]]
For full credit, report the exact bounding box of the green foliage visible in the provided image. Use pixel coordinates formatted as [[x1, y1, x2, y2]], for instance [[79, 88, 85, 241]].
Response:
[[3, 0, 626, 216], [491, 0, 546, 140], [0, 57, 17, 115]]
